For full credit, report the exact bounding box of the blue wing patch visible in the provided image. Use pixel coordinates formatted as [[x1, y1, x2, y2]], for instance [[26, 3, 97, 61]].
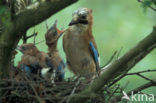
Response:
[[20, 64, 31, 73], [45, 56, 66, 81], [89, 42, 100, 74], [89, 42, 99, 63], [45, 56, 56, 72], [57, 60, 66, 81]]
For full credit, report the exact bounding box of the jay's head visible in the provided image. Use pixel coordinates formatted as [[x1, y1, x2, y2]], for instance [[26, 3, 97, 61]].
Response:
[[16, 43, 39, 56], [69, 8, 93, 26], [45, 20, 64, 45]]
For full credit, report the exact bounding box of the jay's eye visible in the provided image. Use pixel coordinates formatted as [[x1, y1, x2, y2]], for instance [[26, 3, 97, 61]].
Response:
[[81, 15, 87, 19]]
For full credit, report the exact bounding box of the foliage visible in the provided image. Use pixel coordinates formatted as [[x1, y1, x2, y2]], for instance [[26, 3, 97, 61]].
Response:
[[140, 0, 156, 12]]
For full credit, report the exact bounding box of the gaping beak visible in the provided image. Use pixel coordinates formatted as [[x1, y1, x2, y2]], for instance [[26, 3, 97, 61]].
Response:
[[57, 28, 65, 38], [49, 20, 65, 39], [53, 20, 65, 38]]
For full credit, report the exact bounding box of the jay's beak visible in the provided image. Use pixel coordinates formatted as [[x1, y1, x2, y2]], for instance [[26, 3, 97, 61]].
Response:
[[69, 18, 80, 26]]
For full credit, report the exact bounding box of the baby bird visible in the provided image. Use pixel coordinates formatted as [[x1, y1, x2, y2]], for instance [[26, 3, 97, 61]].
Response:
[[45, 20, 65, 81], [17, 43, 54, 78], [63, 8, 100, 79]]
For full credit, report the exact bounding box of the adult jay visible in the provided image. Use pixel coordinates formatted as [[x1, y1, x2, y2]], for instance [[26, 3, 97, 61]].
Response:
[[63, 8, 100, 79], [45, 20, 65, 81]]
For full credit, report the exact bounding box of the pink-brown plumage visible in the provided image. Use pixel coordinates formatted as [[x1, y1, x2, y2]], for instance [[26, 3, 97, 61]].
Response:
[[63, 8, 99, 78], [17, 43, 48, 69], [45, 21, 65, 81]]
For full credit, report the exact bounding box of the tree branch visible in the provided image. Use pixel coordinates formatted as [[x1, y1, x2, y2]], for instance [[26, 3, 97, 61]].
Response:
[[108, 69, 156, 87], [110, 81, 155, 102], [127, 69, 156, 75], [137, 0, 156, 12], [1, 0, 78, 48], [137, 74, 156, 85], [15, 0, 78, 32], [69, 26, 156, 103]]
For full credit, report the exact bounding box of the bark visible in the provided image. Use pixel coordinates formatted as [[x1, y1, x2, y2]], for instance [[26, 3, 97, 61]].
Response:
[[69, 26, 156, 103]]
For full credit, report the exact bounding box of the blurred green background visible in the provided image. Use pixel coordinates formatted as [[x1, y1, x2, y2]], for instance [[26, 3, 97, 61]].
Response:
[[15, 0, 156, 102]]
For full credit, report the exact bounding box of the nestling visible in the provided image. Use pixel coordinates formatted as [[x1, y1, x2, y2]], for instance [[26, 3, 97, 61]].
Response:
[[17, 43, 55, 79], [45, 20, 65, 81]]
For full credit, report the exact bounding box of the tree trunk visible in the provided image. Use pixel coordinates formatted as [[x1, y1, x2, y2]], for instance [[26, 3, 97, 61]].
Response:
[[0, 46, 11, 79], [0, 26, 21, 100]]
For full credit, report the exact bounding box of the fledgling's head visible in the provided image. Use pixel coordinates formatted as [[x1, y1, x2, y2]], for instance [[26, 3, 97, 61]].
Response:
[[45, 20, 64, 45], [16, 43, 39, 56], [69, 8, 93, 26]]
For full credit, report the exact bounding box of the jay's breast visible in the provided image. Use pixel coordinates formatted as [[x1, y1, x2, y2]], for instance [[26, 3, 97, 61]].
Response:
[[66, 36, 96, 75]]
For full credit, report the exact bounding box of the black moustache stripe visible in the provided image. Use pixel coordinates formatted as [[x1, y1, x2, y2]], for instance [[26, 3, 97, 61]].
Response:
[[79, 20, 88, 24], [69, 20, 88, 26]]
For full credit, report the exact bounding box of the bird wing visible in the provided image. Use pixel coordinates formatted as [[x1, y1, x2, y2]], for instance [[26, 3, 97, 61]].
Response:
[[89, 42, 100, 75], [45, 56, 56, 71], [18, 55, 41, 74], [20, 64, 31, 73], [90, 37, 100, 64], [44, 56, 65, 81], [57, 60, 66, 81], [41, 56, 56, 80]]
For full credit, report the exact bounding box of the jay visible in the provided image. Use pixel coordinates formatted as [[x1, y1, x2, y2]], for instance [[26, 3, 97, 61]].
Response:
[[45, 20, 65, 81], [63, 8, 100, 79], [17, 43, 55, 79]]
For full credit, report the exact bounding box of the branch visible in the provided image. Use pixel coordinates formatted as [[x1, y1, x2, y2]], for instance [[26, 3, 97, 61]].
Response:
[[69, 26, 156, 103], [15, 0, 78, 33], [137, 74, 156, 85], [127, 69, 156, 75], [110, 81, 155, 102], [101, 51, 117, 68], [26, 32, 38, 40], [66, 79, 81, 103], [137, 0, 156, 12], [108, 69, 156, 87], [108, 72, 126, 87], [0, 0, 78, 48]]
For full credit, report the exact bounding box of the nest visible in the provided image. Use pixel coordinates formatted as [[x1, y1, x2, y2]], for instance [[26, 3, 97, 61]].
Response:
[[0, 72, 124, 103], [1, 77, 90, 103], [0, 65, 125, 103]]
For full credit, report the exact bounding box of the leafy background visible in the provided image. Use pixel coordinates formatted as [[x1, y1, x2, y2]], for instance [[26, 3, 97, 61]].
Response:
[[14, 0, 156, 102]]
